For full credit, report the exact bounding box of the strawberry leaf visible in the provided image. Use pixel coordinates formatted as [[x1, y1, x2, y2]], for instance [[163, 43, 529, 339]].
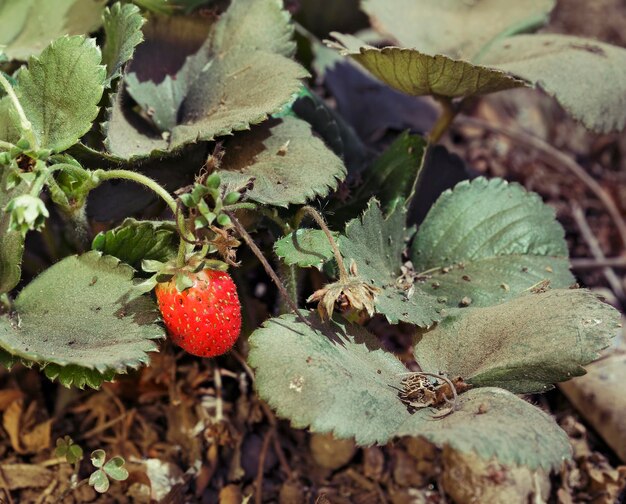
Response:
[[217, 117, 346, 207], [0, 172, 28, 294], [274, 229, 338, 270], [0, 252, 164, 375], [102, 3, 146, 86], [339, 200, 441, 327], [249, 312, 571, 470], [411, 178, 574, 308], [334, 131, 426, 222], [414, 289, 620, 393], [0, 97, 21, 146], [328, 33, 525, 98], [17, 36, 106, 152], [360, 0, 626, 132], [105, 0, 308, 158], [92, 218, 178, 270], [0, 0, 107, 61], [482, 35, 626, 132], [361, 0, 555, 61], [43, 364, 117, 390]]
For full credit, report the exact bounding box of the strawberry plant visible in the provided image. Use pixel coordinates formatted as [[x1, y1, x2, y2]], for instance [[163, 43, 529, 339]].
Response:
[[0, 0, 622, 490]]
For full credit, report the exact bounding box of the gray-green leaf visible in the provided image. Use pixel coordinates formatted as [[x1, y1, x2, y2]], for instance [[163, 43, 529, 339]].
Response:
[[482, 34, 626, 133], [91, 449, 106, 468], [43, 364, 117, 389], [218, 117, 346, 207], [361, 0, 555, 60], [106, 0, 308, 158], [249, 313, 570, 470], [340, 200, 441, 327], [0, 170, 27, 294], [103, 456, 129, 481], [0, 0, 107, 60], [0, 252, 164, 373], [89, 469, 109, 493], [102, 3, 146, 86], [17, 36, 106, 151], [274, 229, 338, 270], [328, 33, 525, 98], [415, 289, 620, 394], [411, 177, 574, 308], [92, 218, 178, 270]]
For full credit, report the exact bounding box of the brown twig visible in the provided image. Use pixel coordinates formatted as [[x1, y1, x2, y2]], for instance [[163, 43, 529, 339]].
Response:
[[226, 211, 312, 327], [455, 115, 626, 250], [255, 429, 274, 504], [0, 466, 14, 504], [571, 204, 626, 301], [570, 257, 626, 269]]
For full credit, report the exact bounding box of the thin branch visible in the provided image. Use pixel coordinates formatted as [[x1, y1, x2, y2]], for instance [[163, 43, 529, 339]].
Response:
[[455, 115, 626, 250], [571, 203, 626, 301], [226, 211, 312, 327], [255, 429, 274, 504], [300, 206, 348, 280], [571, 257, 626, 269]]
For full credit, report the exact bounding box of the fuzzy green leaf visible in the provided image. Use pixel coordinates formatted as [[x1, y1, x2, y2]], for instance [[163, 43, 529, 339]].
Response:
[[0, 252, 164, 373], [274, 229, 338, 270], [340, 200, 441, 327], [217, 117, 346, 207], [17, 36, 106, 152], [328, 33, 525, 98], [0, 98, 21, 146], [482, 35, 626, 133], [210, 0, 295, 57], [103, 457, 129, 481], [292, 91, 367, 170], [0, 0, 107, 60], [107, 0, 307, 158], [102, 3, 146, 86], [411, 178, 574, 308], [345, 131, 426, 216], [91, 449, 106, 468], [0, 171, 27, 294], [89, 470, 109, 493], [361, 0, 555, 60], [415, 289, 620, 393], [249, 313, 570, 470], [43, 364, 117, 389], [92, 219, 177, 270]]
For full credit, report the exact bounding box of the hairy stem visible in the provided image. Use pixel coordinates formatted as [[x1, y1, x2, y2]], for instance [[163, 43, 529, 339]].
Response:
[[226, 210, 311, 327], [277, 262, 299, 313], [428, 96, 458, 144], [299, 206, 348, 280], [94, 169, 190, 266], [0, 139, 15, 151], [0, 73, 37, 149]]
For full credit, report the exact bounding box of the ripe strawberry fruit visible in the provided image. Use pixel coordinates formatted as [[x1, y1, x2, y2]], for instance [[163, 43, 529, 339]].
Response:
[[155, 269, 241, 357]]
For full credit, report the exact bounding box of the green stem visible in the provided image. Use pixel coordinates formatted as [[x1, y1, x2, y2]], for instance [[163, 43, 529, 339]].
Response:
[[223, 202, 257, 212], [93, 169, 190, 266], [0, 139, 15, 151], [277, 262, 299, 314], [428, 96, 458, 144], [0, 73, 37, 149], [300, 206, 348, 281]]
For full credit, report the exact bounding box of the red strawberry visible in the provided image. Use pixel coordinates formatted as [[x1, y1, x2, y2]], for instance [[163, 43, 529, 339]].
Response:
[[155, 269, 241, 357]]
